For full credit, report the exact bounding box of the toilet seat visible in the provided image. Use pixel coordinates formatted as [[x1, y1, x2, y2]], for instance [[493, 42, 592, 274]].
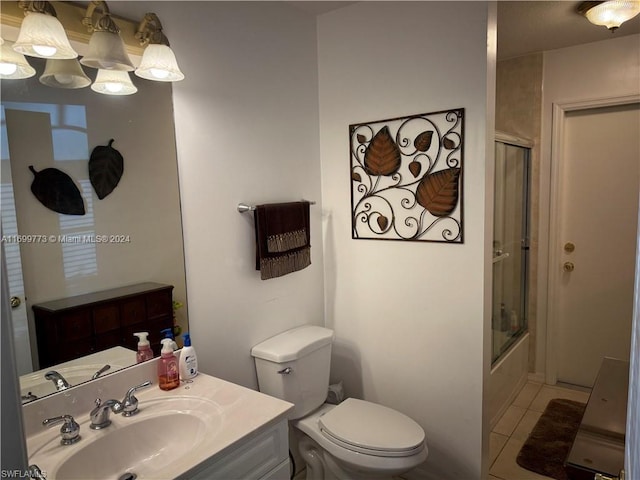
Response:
[[318, 398, 425, 458]]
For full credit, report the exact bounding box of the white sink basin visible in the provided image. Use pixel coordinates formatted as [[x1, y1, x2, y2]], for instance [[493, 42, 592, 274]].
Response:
[[29, 396, 223, 479], [20, 347, 137, 401], [56, 412, 208, 479], [21, 364, 128, 400]]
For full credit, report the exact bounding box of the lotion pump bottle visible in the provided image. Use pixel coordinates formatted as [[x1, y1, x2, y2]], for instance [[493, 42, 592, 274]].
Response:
[[158, 338, 180, 390], [134, 332, 154, 363], [179, 333, 198, 380]]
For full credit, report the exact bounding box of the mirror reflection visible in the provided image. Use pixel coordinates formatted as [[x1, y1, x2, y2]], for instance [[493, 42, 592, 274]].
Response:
[[0, 57, 188, 402]]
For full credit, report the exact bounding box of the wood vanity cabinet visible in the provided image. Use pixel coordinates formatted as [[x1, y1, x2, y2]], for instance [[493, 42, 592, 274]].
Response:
[[32, 282, 174, 369]]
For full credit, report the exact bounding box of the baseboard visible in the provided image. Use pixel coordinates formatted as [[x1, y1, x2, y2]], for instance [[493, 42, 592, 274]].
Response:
[[528, 372, 545, 384]]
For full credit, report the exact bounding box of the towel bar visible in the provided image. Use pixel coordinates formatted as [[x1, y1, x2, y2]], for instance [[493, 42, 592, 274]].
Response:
[[237, 200, 316, 213]]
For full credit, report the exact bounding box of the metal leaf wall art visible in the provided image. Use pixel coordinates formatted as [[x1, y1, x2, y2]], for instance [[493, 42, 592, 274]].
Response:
[[350, 108, 464, 243], [28, 166, 86, 215], [89, 139, 124, 200]]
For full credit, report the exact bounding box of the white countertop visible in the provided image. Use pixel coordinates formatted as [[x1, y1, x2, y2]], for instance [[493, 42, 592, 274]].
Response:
[[25, 370, 293, 479]]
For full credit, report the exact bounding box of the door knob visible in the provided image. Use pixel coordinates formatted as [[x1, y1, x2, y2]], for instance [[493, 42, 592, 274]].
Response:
[[564, 242, 575, 253], [10, 296, 21, 309], [563, 262, 575, 272]]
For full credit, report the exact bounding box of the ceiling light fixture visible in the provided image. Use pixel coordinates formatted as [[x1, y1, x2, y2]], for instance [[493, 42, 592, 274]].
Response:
[[80, 1, 134, 71], [134, 13, 184, 82], [12, 1, 78, 59], [39, 59, 91, 89], [91, 69, 137, 95], [578, 1, 640, 31], [0, 40, 36, 79]]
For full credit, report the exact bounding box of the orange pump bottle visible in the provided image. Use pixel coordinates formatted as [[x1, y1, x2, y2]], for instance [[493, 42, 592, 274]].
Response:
[[158, 338, 180, 390]]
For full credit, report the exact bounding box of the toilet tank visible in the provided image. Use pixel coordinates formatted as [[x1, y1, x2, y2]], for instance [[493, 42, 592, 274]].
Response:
[[251, 325, 334, 419]]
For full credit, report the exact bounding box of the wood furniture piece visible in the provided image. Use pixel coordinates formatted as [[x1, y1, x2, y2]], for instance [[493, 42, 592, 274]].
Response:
[[565, 357, 629, 480], [32, 282, 174, 369]]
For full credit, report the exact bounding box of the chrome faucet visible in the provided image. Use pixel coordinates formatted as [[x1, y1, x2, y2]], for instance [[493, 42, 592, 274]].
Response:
[[44, 370, 71, 391], [42, 414, 80, 445], [121, 381, 152, 417], [91, 364, 111, 380], [89, 398, 123, 429]]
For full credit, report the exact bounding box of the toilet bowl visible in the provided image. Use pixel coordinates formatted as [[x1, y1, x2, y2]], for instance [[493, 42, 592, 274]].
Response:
[[294, 402, 427, 480], [251, 325, 428, 480]]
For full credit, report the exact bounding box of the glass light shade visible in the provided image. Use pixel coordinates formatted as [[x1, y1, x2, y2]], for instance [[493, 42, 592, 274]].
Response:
[[91, 69, 137, 95], [585, 1, 640, 29], [13, 11, 78, 59], [135, 44, 185, 82], [40, 59, 91, 89], [80, 31, 134, 71], [0, 42, 36, 79]]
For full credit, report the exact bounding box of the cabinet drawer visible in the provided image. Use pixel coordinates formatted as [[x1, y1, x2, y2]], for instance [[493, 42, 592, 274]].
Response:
[[146, 289, 172, 318], [95, 331, 123, 351], [57, 339, 94, 363], [122, 297, 147, 326], [58, 310, 92, 340], [93, 303, 120, 333]]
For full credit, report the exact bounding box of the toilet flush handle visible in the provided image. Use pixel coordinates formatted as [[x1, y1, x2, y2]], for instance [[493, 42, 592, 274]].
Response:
[[277, 367, 292, 375]]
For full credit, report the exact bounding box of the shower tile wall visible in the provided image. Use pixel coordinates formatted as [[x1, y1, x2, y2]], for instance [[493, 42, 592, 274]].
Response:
[[496, 53, 543, 372]]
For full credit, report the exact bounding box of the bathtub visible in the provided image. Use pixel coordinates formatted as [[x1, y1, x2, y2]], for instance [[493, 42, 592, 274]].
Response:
[[488, 332, 530, 429]]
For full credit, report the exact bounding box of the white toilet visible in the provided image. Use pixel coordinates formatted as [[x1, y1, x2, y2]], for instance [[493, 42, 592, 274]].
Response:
[[251, 325, 428, 480]]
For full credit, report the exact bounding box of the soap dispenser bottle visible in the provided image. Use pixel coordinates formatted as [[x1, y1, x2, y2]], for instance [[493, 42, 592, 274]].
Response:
[[160, 328, 178, 350], [158, 338, 180, 390], [179, 333, 198, 380], [134, 332, 154, 363]]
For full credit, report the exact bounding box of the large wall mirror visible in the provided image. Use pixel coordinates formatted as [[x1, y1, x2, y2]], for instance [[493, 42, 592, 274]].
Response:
[[1, 57, 188, 403]]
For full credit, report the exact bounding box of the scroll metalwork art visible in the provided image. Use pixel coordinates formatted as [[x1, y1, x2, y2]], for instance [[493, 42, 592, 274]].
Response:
[[350, 108, 464, 243]]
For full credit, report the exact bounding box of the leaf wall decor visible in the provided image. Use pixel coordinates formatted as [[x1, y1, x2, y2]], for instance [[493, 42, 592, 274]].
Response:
[[414, 131, 433, 152], [29, 166, 85, 215], [408, 161, 422, 178], [363, 126, 401, 176], [416, 167, 461, 217], [350, 108, 464, 243], [89, 139, 124, 200]]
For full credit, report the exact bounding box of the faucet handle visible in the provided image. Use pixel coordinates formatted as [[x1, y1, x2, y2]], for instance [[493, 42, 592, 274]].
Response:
[[42, 414, 81, 445], [91, 364, 111, 380], [122, 380, 152, 417]]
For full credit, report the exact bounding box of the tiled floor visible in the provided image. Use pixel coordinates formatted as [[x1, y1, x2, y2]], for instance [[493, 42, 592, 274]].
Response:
[[489, 381, 591, 480]]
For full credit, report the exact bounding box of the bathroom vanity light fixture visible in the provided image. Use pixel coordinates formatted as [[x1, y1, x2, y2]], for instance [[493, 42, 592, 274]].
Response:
[[578, 1, 640, 31], [91, 69, 137, 95], [12, 1, 78, 59], [39, 58, 91, 89], [0, 40, 36, 79], [80, 1, 134, 71], [134, 13, 185, 82]]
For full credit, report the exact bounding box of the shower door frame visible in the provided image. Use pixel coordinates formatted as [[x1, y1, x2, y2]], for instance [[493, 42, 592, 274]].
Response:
[[492, 131, 533, 364]]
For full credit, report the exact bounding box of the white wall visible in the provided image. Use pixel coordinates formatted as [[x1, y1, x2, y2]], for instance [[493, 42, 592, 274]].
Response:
[[317, 3, 495, 478], [536, 34, 640, 378], [144, 2, 325, 388]]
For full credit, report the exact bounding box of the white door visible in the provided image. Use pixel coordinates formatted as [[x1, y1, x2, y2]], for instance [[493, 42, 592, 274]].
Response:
[[555, 102, 640, 388]]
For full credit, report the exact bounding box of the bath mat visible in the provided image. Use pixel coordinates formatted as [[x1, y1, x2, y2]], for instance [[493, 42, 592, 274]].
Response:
[[516, 398, 586, 480]]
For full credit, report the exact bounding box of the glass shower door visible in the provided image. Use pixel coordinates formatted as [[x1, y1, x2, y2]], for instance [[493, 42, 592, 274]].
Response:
[[492, 138, 530, 363]]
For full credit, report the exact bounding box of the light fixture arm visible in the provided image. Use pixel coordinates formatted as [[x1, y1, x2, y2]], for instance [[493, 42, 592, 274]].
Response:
[[83, 0, 120, 34], [18, 1, 57, 17], [135, 13, 170, 47]]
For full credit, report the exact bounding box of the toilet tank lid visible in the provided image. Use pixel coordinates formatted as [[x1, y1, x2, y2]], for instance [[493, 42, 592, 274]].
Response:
[[251, 325, 334, 363]]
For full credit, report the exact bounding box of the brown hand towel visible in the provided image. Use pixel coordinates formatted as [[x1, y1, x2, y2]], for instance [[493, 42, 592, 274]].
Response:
[[255, 201, 311, 280]]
